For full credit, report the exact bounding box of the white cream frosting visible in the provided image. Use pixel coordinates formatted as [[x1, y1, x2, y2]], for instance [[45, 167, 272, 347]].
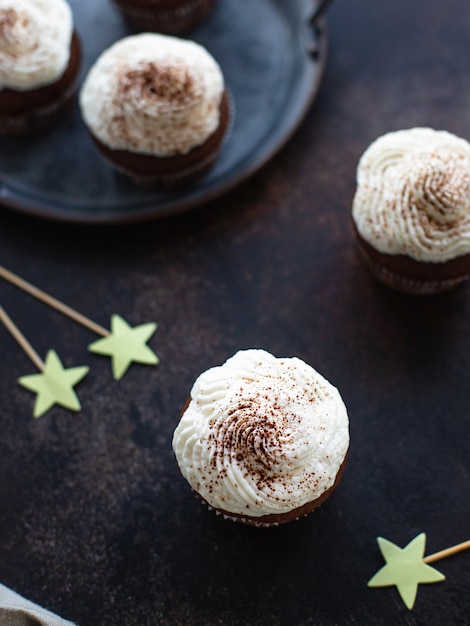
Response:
[[352, 128, 470, 263], [172, 349, 349, 519], [79, 33, 224, 157], [0, 0, 73, 91]]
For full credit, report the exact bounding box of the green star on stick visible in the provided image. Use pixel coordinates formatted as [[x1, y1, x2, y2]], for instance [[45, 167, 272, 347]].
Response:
[[88, 314, 159, 380], [19, 349, 89, 418], [0, 268, 160, 381], [368, 533, 445, 609], [0, 306, 89, 419]]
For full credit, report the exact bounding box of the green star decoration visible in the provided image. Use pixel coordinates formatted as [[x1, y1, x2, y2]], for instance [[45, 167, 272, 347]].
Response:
[[18, 350, 89, 418], [368, 533, 445, 609], [88, 314, 159, 380]]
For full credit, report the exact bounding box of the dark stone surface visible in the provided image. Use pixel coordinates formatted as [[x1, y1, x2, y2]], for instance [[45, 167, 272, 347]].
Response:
[[1, 0, 470, 624]]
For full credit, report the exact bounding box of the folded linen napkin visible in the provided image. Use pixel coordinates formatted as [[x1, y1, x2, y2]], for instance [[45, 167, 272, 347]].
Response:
[[0, 583, 76, 626]]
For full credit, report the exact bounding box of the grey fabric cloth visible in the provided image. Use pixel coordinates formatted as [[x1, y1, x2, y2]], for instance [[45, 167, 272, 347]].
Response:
[[0, 584, 76, 626]]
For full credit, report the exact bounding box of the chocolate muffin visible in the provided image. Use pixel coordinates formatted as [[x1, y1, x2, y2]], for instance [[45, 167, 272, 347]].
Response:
[[79, 33, 231, 187], [352, 128, 470, 294], [0, 0, 81, 136], [111, 0, 217, 35], [172, 349, 350, 527]]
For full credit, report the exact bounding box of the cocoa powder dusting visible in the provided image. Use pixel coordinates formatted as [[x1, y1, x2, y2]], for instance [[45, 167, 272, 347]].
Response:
[[0, 8, 17, 33], [119, 62, 196, 106]]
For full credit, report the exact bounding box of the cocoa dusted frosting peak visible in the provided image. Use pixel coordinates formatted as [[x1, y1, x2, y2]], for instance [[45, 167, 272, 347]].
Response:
[[118, 61, 204, 121], [352, 128, 470, 262], [0, 0, 73, 91], [172, 350, 349, 518], [79, 33, 225, 157]]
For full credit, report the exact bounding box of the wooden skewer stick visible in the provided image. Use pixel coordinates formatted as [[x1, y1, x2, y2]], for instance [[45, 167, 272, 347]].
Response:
[[0, 305, 44, 371], [0, 266, 109, 337], [424, 539, 470, 564]]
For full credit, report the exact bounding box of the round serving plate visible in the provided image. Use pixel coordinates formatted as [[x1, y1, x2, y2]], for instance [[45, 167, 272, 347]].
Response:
[[0, 0, 329, 223]]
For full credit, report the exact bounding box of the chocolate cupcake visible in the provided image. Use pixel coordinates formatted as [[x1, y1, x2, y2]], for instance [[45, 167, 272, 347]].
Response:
[[352, 128, 470, 294], [79, 33, 230, 187], [0, 0, 81, 136], [172, 349, 349, 528], [111, 0, 217, 35]]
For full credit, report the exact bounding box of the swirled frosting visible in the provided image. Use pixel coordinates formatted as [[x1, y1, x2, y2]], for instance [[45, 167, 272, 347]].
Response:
[[79, 33, 224, 157], [0, 0, 73, 91], [172, 349, 349, 518], [352, 128, 470, 262]]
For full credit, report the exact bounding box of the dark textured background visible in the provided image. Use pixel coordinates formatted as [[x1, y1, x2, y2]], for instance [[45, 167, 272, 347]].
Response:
[[1, 0, 470, 624]]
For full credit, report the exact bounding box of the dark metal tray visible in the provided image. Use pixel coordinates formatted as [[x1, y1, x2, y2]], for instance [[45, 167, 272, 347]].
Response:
[[0, 0, 328, 223]]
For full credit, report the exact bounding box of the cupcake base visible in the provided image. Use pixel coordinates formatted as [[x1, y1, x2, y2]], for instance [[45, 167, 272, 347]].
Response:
[[354, 224, 470, 294], [88, 90, 232, 188], [112, 0, 217, 34], [0, 32, 82, 136]]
